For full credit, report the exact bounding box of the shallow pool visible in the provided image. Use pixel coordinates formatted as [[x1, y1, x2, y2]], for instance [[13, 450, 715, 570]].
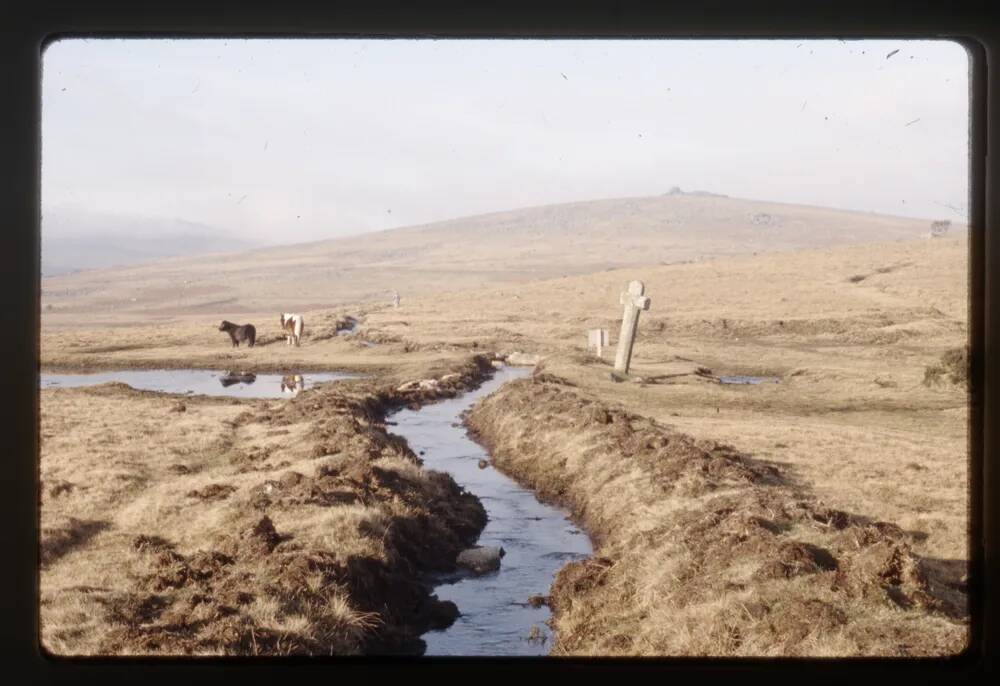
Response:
[[718, 375, 781, 385], [40, 369, 361, 399]]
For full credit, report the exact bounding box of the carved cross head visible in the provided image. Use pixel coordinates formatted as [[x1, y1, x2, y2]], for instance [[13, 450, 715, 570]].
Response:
[[620, 280, 651, 311]]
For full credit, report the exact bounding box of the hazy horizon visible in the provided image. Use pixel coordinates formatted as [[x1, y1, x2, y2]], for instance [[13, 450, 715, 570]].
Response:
[[42, 38, 970, 251]]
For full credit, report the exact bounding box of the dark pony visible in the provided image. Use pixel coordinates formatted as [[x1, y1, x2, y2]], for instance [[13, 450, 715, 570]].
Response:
[[218, 320, 256, 348]]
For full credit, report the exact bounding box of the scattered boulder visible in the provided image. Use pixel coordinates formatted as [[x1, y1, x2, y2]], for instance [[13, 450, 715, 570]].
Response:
[[456, 545, 505, 574], [506, 352, 541, 367], [491, 360, 505, 370]]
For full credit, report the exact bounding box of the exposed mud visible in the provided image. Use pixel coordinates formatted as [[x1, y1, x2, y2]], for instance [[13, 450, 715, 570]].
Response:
[[465, 375, 969, 656]]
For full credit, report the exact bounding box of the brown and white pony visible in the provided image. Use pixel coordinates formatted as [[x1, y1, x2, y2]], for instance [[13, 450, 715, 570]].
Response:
[[280, 313, 304, 346]]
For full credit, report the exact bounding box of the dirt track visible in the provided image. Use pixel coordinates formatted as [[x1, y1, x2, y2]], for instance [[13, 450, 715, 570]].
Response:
[[40, 355, 500, 655], [466, 372, 968, 656]]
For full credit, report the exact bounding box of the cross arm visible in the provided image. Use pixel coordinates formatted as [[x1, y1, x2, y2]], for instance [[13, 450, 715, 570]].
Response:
[[620, 292, 652, 310]]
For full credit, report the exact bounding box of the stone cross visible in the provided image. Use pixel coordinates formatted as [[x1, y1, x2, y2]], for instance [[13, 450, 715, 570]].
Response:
[[587, 328, 609, 358], [614, 280, 651, 375]]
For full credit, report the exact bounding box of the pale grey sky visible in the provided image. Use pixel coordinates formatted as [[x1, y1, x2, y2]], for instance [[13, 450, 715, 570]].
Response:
[[41, 38, 970, 244]]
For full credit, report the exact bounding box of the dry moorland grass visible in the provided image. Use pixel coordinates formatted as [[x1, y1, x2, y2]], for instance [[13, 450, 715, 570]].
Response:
[[40, 305, 473, 378], [39, 231, 969, 656], [468, 377, 967, 656], [39, 194, 935, 329]]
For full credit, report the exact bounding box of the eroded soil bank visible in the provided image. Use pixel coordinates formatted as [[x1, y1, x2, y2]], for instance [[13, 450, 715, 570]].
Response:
[[40, 354, 502, 655], [465, 371, 969, 656]]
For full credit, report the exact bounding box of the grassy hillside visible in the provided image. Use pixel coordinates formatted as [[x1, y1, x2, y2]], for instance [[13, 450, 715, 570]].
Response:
[[40, 194, 946, 328]]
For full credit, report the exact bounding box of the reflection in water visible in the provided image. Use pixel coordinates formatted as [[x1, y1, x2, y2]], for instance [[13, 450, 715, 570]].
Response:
[[281, 374, 304, 394], [219, 371, 257, 387], [40, 369, 362, 399]]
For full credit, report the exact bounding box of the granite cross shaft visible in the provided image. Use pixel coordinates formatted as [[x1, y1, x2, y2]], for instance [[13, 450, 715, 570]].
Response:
[[614, 280, 651, 375]]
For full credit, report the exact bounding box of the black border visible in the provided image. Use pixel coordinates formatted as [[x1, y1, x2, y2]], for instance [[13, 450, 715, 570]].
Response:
[[2, 0, 994, 680]]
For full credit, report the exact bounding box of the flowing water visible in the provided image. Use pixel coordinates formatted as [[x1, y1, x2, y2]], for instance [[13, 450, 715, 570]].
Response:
[[40, 369, 360, 399], [388, 366, 593, 656]]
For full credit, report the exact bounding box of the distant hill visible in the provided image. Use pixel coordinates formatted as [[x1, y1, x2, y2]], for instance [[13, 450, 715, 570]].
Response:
[[40, 194, 957, 325], [41, 211, 261, 277]]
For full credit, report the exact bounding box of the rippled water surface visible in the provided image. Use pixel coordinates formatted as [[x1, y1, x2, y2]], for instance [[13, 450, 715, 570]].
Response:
[[389, 367, 593, 656]]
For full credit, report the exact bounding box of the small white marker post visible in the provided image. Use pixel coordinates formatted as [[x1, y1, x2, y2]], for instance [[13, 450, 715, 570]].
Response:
[[587, 328, 610, 358], [614, 280, 651, 375], [391, 291, 400, 308]]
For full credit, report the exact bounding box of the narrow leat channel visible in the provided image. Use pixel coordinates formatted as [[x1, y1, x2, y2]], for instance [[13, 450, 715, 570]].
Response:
[[388, 366, 593, 656]]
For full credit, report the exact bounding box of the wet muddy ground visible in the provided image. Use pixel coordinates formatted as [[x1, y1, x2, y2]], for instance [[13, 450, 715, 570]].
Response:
[[388, 367, 593, 656]]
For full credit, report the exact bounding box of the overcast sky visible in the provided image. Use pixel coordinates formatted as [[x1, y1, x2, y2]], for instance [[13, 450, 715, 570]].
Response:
[[41, 38, 970, 244]]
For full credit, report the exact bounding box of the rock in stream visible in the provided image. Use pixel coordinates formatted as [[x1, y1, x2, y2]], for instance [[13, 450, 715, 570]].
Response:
[[456, 546, 506, 574]]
